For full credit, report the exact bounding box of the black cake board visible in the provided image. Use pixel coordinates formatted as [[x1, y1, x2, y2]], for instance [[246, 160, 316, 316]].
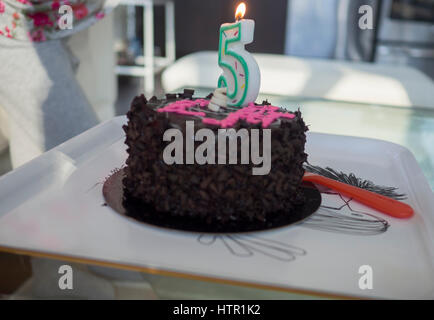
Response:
[[103, 169, 321, 234]]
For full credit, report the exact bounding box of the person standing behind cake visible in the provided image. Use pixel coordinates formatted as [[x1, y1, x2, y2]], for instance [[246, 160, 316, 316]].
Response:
[[0, 0, 123, 299], [0, 0, 118, 167]]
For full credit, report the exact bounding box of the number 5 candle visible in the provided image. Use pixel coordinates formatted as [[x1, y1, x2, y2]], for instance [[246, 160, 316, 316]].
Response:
[[218, 2, 261, 108]]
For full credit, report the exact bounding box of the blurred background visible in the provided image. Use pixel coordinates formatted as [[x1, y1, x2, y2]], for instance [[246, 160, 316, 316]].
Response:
[[114, 0, 434, 80], [118, 0, 433, 69], [110, 0, 434, 114]]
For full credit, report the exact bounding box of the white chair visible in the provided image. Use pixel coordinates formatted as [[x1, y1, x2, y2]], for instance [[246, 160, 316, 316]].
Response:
[[162, 51, 434, 109]]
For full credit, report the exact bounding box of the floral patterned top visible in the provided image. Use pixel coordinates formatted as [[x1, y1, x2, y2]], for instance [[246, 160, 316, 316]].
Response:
[[0, 0, 119, 41]]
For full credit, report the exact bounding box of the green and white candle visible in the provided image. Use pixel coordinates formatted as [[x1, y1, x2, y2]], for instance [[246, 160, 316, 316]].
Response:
[[217, 3, 261, 108]]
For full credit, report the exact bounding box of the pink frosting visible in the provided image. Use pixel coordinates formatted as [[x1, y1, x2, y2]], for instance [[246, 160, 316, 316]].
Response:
[[158, 99, 295, 128], [157, 99, 209, 117]]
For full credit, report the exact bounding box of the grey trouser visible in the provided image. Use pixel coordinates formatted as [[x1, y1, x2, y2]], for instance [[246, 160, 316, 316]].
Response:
[[0, 36, 99, 167]]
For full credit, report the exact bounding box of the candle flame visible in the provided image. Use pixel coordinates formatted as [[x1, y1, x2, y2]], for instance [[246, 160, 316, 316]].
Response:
[[235, 2, 246, 21]]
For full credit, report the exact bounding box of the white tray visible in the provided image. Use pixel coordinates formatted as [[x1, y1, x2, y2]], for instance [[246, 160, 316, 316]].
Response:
[[0, 116, 433, 299]]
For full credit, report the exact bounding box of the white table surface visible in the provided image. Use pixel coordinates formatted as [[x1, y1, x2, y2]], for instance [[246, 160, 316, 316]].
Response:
[[0, 116, 433, 299]]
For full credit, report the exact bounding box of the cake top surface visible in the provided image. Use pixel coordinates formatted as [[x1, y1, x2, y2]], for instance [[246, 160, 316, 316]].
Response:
[[140, 89, 300, 129]]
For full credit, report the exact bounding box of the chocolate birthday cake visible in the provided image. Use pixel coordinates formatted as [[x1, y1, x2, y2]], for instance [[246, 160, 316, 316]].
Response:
[[122, 89, 308, 228]]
